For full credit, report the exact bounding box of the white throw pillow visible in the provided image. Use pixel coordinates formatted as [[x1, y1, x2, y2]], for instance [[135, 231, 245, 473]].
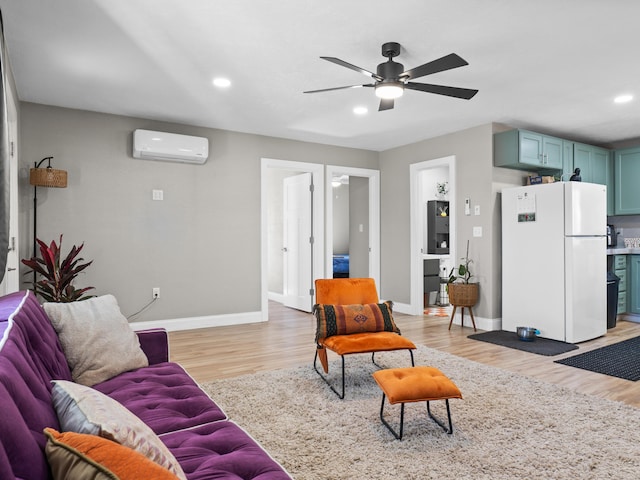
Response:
[[44, 294, 148, 386]]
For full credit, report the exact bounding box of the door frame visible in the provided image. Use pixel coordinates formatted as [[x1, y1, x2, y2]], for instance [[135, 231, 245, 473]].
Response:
[[261, 158, 324, 320], [409, 156, 456, 315], [325, 165, 380, 286]]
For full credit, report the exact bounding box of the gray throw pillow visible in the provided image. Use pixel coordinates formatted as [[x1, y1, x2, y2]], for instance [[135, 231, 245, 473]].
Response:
[[44, 294, 148, 386]]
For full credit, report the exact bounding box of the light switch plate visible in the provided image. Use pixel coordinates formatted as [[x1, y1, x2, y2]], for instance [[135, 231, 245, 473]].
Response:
[[152, 189, 164, 201], [473, 226, 482, 237], [474, 205, 480, 216]]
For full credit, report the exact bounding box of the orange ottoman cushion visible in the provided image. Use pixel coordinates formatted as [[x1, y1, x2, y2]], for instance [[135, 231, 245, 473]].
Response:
[[372, 366, 462, 404]]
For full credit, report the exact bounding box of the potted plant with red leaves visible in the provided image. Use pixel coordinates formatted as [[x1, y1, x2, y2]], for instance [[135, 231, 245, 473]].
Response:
[[21, 235, 95, 302]]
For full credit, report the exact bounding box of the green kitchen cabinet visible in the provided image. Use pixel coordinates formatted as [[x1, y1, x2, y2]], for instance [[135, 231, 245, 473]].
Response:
[[494, 129, 563, 171], [628, 255, 640, 314], [614, 147, 640, 215], [573, 143, 610, 184], [615, 255, 627, 314], [572, 143, 613, 215], [562, 140, 574, 179]]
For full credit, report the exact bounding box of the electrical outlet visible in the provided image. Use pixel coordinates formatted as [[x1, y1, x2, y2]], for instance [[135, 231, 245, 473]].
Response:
[[152, 288, 160, 299]]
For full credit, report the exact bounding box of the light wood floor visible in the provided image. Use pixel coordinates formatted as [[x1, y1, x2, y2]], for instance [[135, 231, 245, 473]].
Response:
[[169, 302, 640, 408]]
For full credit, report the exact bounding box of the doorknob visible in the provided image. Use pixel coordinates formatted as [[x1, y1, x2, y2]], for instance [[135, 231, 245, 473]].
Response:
[[282, 247, 288, 252], [7, 268, 16, 271]]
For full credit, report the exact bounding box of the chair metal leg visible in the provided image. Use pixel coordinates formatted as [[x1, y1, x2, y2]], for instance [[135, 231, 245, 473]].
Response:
[[372, 349, 415, 369], [426, 399, 454, 434], [313, 350, 346, 399], [379, 394, 404, 440], [314, 348, 415, 400]]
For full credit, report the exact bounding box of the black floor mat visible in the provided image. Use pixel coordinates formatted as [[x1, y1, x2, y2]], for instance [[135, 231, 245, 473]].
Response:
[[554, 336, 640, 381], [468, 330, 578, 356]]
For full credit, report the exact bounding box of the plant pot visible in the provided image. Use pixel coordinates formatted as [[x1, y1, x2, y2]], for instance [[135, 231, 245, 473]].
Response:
[[447, 283, 479, 307]]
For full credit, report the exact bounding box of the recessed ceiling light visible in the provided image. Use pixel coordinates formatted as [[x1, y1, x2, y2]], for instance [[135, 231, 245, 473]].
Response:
[[614, 94, 633, 104], [212, 77, 231, 88], [353, 106, 368, 115]]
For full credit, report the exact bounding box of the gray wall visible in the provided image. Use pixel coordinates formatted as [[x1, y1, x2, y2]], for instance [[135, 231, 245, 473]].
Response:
[[379, 123, 523, 319], [19, 103, 378, 322]]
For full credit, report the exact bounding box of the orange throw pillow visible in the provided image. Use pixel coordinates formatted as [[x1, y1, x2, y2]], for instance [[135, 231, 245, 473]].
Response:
[[314, 301, 400, 343], [44, 428, 181, 480]]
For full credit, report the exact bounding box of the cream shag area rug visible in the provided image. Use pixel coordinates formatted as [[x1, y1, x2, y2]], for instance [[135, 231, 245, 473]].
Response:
[[201, 345, 640, 480]]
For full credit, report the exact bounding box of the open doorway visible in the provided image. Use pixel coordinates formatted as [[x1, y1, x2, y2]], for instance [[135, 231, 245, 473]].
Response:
[[325, 166, 380, 288], [261, 159, 324, 319], [409, 156, 456, 315]]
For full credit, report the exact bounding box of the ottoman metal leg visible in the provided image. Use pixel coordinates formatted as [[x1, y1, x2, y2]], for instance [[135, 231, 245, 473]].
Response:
[[426, 399, 454, 434], [379, 394, 404, 440]]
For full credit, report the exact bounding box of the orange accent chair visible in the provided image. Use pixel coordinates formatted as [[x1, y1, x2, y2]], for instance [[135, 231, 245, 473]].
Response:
[[313, 278, 416, 398]]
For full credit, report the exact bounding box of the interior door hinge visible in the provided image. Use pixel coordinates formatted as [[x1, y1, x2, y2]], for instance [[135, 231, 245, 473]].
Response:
[[10, 141, 14, 157], [309, 288, 315, 296], [309, 236, 314, 244], [309, 184, 314, 192]]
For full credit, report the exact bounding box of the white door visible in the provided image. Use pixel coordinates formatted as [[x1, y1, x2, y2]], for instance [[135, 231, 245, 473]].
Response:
[[282, 173, 313, 312], [0, 82, 19, 296]]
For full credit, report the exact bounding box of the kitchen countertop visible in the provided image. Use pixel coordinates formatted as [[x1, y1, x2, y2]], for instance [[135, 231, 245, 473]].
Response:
[[606, 247, 640, 255]]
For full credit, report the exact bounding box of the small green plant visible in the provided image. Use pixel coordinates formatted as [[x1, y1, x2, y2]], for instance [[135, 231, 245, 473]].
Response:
[[448, 239, 473, 284], [21, 235, 95, 302]]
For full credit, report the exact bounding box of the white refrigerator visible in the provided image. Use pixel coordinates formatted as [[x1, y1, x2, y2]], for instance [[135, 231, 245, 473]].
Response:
[[501, 182, 607, 343]]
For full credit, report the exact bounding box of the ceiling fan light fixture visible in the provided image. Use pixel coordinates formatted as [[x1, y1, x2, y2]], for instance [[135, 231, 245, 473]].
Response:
[[375, 82, 404, 100]]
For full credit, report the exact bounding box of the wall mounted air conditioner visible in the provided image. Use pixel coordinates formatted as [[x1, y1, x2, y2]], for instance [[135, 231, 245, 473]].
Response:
[[132, 129, 209, 164]]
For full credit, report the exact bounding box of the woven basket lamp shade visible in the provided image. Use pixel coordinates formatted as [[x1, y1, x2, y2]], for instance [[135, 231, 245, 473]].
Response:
[[29, 166, 67, 188]]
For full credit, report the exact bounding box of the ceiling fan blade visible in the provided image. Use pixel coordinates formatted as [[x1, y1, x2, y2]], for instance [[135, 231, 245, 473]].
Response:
[[406, 82, 478, 100], [321, 57, 384, 81], [378, 98, 394, 111], [304, 84, 374, 94], [401, 53, 469, 80]]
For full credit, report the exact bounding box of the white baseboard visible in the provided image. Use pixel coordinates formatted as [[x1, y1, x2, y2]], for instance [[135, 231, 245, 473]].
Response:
[[268, 291, 284, 303], [449, 314, 501, 332], [394, 302, 500, 331], [131, 311, 263, 332], [391, 302, 412, 315]]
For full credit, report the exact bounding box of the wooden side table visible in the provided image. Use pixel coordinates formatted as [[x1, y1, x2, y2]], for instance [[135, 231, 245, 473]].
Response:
[[447, 283, 478, 331]]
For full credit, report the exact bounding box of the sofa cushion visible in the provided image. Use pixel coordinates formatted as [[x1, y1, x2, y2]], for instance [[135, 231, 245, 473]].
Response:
[[161, 420, 292, 480], [44, 294, 148, 386], [44, 428, 180, 480], [93, 362, 228, 435], [51, 380, 186, 480], [314, 301, 400, 342]]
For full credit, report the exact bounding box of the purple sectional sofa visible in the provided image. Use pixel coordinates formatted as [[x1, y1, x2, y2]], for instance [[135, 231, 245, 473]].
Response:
[[0, 291, 292, 479]]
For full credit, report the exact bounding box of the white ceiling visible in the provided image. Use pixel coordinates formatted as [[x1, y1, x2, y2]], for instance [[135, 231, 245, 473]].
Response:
[[2, 0, 639, 151]]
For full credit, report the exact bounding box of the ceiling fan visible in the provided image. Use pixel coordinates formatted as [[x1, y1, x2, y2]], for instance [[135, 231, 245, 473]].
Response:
[[304, 42, 478, 111]]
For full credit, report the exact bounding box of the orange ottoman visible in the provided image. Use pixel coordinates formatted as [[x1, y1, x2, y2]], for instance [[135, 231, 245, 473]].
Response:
[[372, 366, 462, 439]]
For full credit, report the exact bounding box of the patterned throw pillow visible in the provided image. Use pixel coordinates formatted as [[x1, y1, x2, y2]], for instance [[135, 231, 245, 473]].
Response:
[[51, 380, 186, 480], [44, 428, 180, 480], [314, 301, 400, 343]]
